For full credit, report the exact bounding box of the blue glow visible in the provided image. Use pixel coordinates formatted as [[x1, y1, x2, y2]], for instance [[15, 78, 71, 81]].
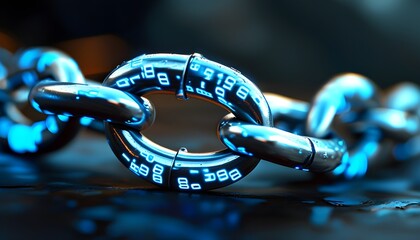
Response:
[[0, 117, 13, 138], [237, 146, 253, 156], [46, 116, 59, 134], [77, 90, 99, 98], [310, 206, 332, 226], [0, 63, 6, 79], [30, 100, 42, 113], [75, 219, 96, 234], [189, 169, 199, 174], [122, 153, 131, 162], [222, 138, 237, 152], [204, 172, 216, 182], [36, 52, 61, 72], [22, 71, 37, 86], [216, 169, 229, 181], [8, 124, 38, 153], [345, 152, 368, 179], [332, 152, 349, 176], [203, 68, 214, 80], [43, 110, 55, 115], [361, 141, 379, 158], [18, 48, 42, 68], [32, 121, 46, 144], [227, 212, 240, 226], [57, 115, 70, 122], [80, 116, 94, 126]]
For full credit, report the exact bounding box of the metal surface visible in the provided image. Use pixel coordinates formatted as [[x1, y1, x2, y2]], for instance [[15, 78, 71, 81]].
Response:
[[219, 114, 346, 173], [24, 54, 420, 191], [29, 80, 155, 131], [102, 53, 272, 191], [0, 47, 85, 154]]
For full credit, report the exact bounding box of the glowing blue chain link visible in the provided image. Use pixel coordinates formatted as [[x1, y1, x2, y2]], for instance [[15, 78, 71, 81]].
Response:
[[263, 73, 419, 179], [1, 46, 419, 191]]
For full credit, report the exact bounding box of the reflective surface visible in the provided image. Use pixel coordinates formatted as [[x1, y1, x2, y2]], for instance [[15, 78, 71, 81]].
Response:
[[1, 128, 420, 240], [29, 80, 156, 131], [0, 47, 85, 155], [102, 53, 272, 191]]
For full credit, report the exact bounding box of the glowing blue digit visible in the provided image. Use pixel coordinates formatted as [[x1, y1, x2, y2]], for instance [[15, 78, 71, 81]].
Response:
[[203, 68, 214, 80], [215, 86, 225, 98], [152, 164, 164, 184], [153, 164, 164, 175], [139, 164, 149, 177], [216, 169, 229, 182], [229, 168, 242, 181], [153, 175, 163, 184], [129, 161, 139, 174], [204, 172, 216, 182], [157, 72, 170, 86], [190, 63, 200, 71], [236, 86, 250, 100], [116, 78, 130, 88], [178, 177, 189, 189], [143, 64, 155, 78], [222, 76, 236, 91], [129, 74, 140, 84], [191, 183, 202, 190]]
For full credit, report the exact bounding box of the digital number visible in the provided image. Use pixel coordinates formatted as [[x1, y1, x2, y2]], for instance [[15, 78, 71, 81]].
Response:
[[204, 172, 216, 182], [203, 68, 214, 80], [178, 177, 190, 189], [177, 177, 201, 190], [203, 168, 242, 182], [222, 76, 236, 90], [216, 169, 229, 181], [129, 161, 139, 174], [152, 164, 164, 184], [139, 164, 149, 177], [236, 86, 250, 100], [229, 168, 242, 181], [157, 72, 170, 86], [143, 64, 155, 78], [215, 86, 225, 98], [116, 75, 140, 88], [190, 63, 200, 71]]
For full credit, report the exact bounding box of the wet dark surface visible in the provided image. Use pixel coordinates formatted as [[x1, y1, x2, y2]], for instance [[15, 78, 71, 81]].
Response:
[[1, 2, 420, 238], [1, 96, 420, 240]]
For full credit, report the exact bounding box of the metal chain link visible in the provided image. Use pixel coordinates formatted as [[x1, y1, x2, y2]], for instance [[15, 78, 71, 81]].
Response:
[[1, 47, 419, 191]]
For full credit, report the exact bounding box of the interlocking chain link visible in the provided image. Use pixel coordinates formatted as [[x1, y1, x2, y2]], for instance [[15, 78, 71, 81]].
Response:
[[0, 47, 85, 154], [1, 47, 419, 191]]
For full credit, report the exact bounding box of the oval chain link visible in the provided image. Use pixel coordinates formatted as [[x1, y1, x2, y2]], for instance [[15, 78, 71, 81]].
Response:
[[0, 47, 86, 154], [1, 47, 418, 191]]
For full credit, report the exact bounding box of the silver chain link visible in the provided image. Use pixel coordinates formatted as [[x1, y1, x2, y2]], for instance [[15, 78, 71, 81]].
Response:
[[1, 47, 419, 191]]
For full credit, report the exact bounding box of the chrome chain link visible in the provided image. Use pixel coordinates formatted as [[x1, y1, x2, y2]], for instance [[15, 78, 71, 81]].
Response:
[[1, 47, 419, 191]]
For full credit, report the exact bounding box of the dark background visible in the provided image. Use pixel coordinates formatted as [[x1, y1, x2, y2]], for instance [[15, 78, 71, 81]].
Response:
[[1, 1, 420, 240], [1, 0, 420, 99]]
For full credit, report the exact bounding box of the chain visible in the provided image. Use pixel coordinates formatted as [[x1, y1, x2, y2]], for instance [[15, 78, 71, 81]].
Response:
[[0, 47, 419, 191]]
